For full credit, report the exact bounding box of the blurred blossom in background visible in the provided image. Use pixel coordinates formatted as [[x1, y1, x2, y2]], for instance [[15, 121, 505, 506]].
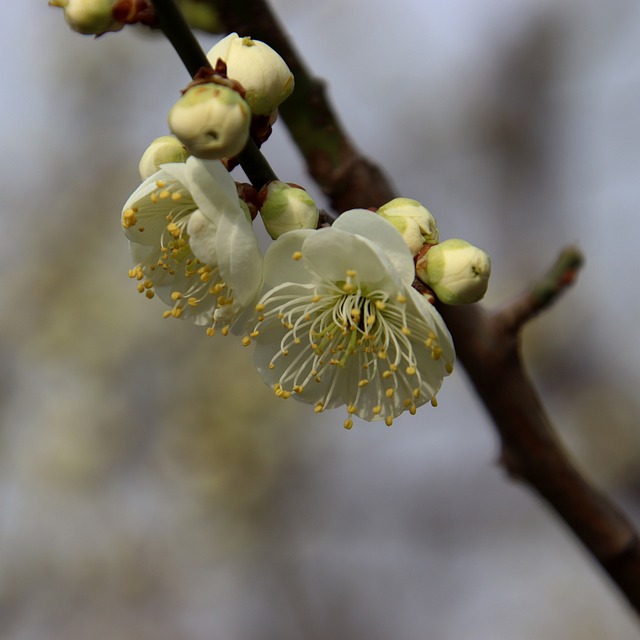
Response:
[[1, 1, 640, 638]]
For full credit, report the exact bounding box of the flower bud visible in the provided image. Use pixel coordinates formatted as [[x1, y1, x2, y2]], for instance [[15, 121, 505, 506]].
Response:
[[376, 198, 439, 256], [138, 136, 189, 180], [49, 0, 121, 35], [168, 83, 250, 160], [416, 239, 491, 305], [206, 33, 294, 116], [259, 182, 319, 239]]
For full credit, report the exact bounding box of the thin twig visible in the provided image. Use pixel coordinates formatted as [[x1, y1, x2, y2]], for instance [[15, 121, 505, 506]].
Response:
[[149, 0, 278, 188]]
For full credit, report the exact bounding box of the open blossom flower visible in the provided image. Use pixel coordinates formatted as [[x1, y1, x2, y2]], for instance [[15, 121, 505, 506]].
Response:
[[122, 156, 262, 335], [249, 210, 455, 428]]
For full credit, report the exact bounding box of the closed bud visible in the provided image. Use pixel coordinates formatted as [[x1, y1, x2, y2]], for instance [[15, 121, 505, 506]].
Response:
[[207, 33, 294, 116], [49, 0, 121, 35], [168, 83, 250, 160], [376, 198, 439, 256], [138, 136, 189, 180], [259, 182, 318, 239], [416, 239, 491, 305]]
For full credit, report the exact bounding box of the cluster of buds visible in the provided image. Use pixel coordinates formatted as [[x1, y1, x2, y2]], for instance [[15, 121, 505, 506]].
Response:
[[375, 198, 491, 305]]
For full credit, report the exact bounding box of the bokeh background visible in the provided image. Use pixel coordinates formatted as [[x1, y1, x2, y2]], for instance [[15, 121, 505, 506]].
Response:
[[2, 1, 640, 638]]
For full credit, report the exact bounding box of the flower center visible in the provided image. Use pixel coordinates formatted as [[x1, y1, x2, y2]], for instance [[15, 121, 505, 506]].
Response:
[[252, 268, 448, 427], [126, 179, 235, 336]]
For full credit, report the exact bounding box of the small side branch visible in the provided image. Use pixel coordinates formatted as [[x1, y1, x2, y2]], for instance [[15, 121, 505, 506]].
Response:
[[496, 245, 584, 335]]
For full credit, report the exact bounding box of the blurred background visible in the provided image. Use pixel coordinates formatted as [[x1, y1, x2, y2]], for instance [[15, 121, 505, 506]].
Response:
[[2, 0, 640, 638]]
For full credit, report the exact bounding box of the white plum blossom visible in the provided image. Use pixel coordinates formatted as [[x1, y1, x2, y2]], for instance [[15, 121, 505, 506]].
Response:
[[249, 210, 455, 428], [122, 156, 262, 335]]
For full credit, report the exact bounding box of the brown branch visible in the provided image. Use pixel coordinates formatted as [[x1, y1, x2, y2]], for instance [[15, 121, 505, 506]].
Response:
[[203, 0, 640, 614]]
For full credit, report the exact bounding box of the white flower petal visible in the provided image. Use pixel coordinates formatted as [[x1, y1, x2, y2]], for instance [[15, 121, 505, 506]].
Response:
[[332, 209, 416, 285], [262, 229, 316, 287]]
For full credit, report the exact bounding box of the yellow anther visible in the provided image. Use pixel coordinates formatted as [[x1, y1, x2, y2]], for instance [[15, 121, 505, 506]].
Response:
[[292, 251, 303, 261], [293, 337, 301, 345], [155, 180, 166, 188], [150, 193, 159, 203], [171, 306, 184, 318], [268, 363, 275, 369], [159, 190, 170, 199], [136, 283, 145, 293], [373, 405, 382, 415], [145, 290, 154, 299], [396, 294, 407, 304], [430, 397, 438, 407], [346, 269, 357, 278], [242, 336, 251, 347], [221, 326, 230, 336], [378, 350, 387, 360], [358, 379, 369, 388], [431, 347, 442, 360], [293, 385, 304, 393], [138, 226, 145, 232], [200, 272, 211, 283], [375, 300, 386, 310], [250, 330, 260, 338], [311, 294, 321, 303], [314, 403, 324, 413], [171, 192, 182, 201], [344, 419, 354, 430], [385, 388, 395, 398], [382, 371, 393, 379], [342, 283, 354, 293], [401, 326, 411, 336], [206, 327, 216, 336], [171, 292, 183, 301], [389, 364, 398, 372], [166, 222, 180, 239], [385, 416, 393, 427], [409, 404, 417, 415], [162, 310, 172, 319], [255, 303, 265, 312], [366, 316, 376, 326], [347, 404, 357, 414], [405, 366, 416, 376], [446, 362, 454, 374]]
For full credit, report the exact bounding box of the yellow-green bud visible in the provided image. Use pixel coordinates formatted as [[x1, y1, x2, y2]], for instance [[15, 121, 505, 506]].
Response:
[[49, 0, 121, 35], [207, 33, 294, 116], [416, 239, 491, 305], [138, 136, 189, 180], [376, 198, 439, 256], [176, 0, 222, 32], [168, 84, 250, 160], [260, 182, 319, 239]]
